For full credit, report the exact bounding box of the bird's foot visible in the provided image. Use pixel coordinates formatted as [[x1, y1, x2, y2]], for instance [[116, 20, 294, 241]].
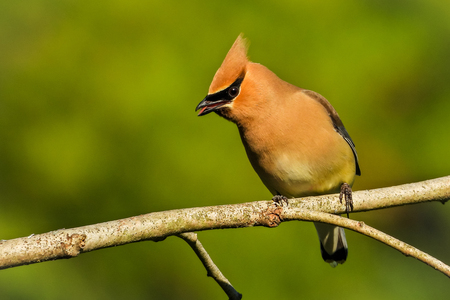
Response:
[[339, 183, 353, 218], [272, 195, 289, 207]]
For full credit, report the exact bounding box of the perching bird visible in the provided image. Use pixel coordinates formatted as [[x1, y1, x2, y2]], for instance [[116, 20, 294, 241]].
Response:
[[196, 35, 360, 267]]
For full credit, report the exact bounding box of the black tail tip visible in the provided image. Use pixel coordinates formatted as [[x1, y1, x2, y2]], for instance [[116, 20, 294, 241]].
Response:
[[320, 243, 348, 266]]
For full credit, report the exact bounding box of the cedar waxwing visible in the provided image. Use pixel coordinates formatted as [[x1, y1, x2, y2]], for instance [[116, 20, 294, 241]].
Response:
[[196, 35, 361, 267]]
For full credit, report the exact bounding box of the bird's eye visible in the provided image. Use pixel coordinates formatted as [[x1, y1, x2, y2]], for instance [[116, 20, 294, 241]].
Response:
[[228, 86, 239, 98]]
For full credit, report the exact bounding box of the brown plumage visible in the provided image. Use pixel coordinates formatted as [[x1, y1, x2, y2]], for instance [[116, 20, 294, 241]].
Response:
[[196, 34, 360, 267]]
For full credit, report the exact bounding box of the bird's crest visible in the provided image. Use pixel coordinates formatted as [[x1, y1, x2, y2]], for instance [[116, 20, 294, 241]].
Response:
[[209, 34, 249, 94]]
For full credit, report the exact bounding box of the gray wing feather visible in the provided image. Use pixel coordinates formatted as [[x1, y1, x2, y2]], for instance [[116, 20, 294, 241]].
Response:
[[302, 90, 361, 176]]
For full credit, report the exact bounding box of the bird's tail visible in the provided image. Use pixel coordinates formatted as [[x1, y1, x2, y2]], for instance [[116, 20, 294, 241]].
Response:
[[314, 222, 348, 267]]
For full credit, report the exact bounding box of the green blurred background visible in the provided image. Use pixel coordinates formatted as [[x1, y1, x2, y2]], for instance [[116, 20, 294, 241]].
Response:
[[1, 0, 450, 299]]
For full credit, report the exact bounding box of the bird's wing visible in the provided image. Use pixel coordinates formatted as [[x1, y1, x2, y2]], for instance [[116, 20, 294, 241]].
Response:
[[302, 90, 361, 176]]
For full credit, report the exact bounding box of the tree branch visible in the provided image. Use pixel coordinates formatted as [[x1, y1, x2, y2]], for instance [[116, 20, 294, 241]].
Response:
[[178, 233, 242, 300], [282, 208, 450, 277], [0, 176, 449, 276]]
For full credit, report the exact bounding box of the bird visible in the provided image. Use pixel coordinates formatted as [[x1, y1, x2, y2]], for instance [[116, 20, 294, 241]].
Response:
[[195, 34, 361, 267]]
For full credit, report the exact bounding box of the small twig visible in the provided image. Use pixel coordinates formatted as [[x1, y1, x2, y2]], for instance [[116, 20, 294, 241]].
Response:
[[282, 208, 450, 278], [178, 232, 242, 300]]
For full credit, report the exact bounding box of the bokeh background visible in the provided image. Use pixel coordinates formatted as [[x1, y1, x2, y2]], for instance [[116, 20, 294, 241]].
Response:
[[1, 0, 450, 299]]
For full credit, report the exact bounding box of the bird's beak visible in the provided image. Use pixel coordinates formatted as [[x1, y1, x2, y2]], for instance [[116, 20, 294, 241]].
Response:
[[195, 97, 230, 116]]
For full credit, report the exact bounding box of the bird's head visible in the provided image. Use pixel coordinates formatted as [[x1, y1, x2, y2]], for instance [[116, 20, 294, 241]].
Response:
[[196, 34, 251, 122], [196, 34, 292, 124]]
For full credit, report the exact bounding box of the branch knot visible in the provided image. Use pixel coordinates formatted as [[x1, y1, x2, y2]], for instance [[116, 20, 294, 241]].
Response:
[[260, 204, 283, 227], [61, 234, 86, 257]]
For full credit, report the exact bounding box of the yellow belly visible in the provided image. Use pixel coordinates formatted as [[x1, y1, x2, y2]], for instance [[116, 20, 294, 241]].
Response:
[[256, 150, 356, 198]]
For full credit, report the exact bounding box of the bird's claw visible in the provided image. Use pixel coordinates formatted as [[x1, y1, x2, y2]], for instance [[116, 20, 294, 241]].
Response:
[[272, 195, 289, 207], [339, 183, 353, 218]]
